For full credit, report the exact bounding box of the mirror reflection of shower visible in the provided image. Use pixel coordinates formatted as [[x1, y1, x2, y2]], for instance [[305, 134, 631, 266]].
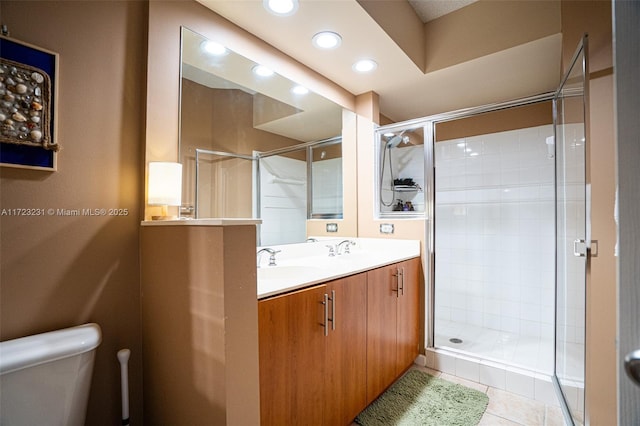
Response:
[[378, 126, 425, 215]]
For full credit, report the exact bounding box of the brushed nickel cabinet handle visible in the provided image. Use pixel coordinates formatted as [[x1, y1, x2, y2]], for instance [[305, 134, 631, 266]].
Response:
[[329, 290, 336, 331], [392, 269, 401, 298], [322, 294, 329, 337], [391, 268, 404, 297]]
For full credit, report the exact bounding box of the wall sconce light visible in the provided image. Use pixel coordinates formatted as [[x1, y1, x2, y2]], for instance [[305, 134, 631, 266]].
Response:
[[148, 161, 182, 220]]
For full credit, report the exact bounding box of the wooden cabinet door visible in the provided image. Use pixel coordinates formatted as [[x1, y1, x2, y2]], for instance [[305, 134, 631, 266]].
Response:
[[366, 264, 399, 404], [396, 257, 421, 376], [325, 273, 368, 425], [258, 285, 327, 426]]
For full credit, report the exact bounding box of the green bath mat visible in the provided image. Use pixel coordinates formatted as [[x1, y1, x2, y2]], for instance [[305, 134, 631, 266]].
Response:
[[355, 369, 489, 426]]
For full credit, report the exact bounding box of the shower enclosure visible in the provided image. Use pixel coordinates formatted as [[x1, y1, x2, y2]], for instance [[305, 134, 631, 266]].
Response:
[[552, 36, 588, 426], [433, 103, 556, 374], [375, 37, 589, 424]]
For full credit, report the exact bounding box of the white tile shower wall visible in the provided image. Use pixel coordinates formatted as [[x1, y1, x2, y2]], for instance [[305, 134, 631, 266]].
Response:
[[259, 155, 307, 246], [312, 158, 343, 215], [435, 125, 555, 341], [380, 144, 425, 213]]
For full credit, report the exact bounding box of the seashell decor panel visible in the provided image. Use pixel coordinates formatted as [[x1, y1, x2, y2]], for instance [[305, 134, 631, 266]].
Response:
[[0, 57, 57, 151]]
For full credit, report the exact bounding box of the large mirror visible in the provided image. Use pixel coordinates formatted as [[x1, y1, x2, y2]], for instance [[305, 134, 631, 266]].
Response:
[[179, 27, 347, 244], [256, 136, 342, 245]]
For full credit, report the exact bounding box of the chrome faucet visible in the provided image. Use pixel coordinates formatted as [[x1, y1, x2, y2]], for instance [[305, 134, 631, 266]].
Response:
[[336, 240, 356, 255], [325, 244, 336, 257], [306, 238, 319, 243], [257, 248, 281, 267]]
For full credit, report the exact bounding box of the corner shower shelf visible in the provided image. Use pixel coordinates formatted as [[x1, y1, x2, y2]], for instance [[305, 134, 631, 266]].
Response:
[[394, 185, 422, 192]]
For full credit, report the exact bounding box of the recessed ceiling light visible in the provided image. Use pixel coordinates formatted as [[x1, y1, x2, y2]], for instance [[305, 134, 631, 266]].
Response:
[[291, 85, 309, 95], [263, 0, 298, 16], [353, 59, 377, 73], [312, 31, 342, 50], [252, 64, 274, 77], [200, 40, 227, 56]]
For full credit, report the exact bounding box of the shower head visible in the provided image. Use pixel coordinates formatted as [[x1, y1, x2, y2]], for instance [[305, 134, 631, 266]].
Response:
[[385, 131, 407, 149], [386, 135, 403, 149]]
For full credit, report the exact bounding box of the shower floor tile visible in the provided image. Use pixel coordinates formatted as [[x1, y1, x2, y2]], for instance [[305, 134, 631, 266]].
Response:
[[435, 320, 554, 373]]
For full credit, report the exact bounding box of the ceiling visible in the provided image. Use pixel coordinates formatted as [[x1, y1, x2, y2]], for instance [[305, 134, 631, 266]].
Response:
[[195, 0, 561, 123], [408, 0, 478, 22]]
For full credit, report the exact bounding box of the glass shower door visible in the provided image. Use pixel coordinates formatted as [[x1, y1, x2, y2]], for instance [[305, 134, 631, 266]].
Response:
[[553, 36, 589, 426]]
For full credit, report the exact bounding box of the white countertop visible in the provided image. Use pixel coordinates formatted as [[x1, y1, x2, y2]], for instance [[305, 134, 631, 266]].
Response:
[[142, 218, 262, 226], [257, 238, 420, 299]]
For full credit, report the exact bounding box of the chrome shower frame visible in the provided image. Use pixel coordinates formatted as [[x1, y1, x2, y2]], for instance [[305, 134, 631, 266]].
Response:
[[375, 91, 555, 350]]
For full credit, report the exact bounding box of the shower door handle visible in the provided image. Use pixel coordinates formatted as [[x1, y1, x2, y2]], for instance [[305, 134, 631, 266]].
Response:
[[624, 349, 640, 387], [573, 239, 587, 257]]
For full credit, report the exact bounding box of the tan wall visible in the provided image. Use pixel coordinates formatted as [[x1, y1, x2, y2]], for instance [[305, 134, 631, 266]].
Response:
[[435, 101, 553, 141], [356, 0, 425, 71], [424, 0, 561, 72], [0, 1, 146, 424], [354, 92, 427, 349], [312, 142, 342, 161], [181, 80, 304, 156], [145, 0, 355, 220], [560, 1, 616, 423]]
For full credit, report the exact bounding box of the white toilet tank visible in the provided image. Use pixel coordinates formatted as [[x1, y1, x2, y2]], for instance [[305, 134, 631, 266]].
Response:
[[0, 323, 102, 426]]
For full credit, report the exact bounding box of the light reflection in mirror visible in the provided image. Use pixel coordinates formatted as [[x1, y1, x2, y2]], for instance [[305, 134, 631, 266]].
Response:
[[179, 27, 345, 244]]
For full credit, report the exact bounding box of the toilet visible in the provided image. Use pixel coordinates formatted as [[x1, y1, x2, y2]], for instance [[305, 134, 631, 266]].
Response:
[[0, 323, 102, 426]]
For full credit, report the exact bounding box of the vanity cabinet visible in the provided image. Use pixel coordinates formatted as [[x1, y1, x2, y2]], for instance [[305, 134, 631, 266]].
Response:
[[396, 258, 421, 376], [258, 284, 327, 426], [324, 274, 368, 425], [258, 257, 420, 425], [258, 273, 368, 426], [366, 257, 421, 404]]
